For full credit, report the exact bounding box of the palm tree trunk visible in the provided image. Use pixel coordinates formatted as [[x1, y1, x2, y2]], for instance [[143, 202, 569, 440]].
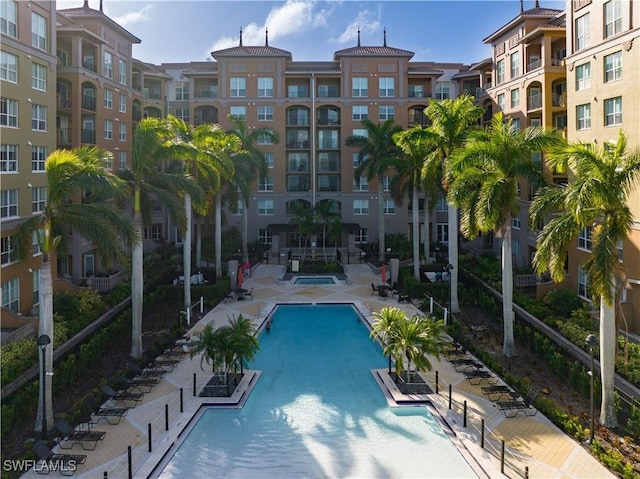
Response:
[[184, 194, 192, 312], [599, 296, 618, 427], [196, 215, 202, 267], [215, 192, 222, 278], [35, 253, 54, 434], [131, 210, 144, 358], [242, 199, 249, 262], [447, 204, 460, 313], [412, 186, 420, 280], [378, 180, 385, 263], [501, 222, 516, 357], [423, 197, 430, 262]]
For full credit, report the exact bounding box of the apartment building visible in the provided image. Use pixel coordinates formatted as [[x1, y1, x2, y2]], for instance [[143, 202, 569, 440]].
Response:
[[564, 0, 640, 335], [1, 0, 57, 321]]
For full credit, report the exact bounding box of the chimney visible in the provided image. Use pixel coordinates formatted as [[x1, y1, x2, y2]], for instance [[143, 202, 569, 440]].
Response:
[[357, 27, 361, 47], [265, 27, 269, 47], [239, 28, 243, 47], [83, 0, 89, 7], [383, 27, 387, 47], [535, 0, 540, 7], [520, 0, 523, 12], [99, 0, 103, 12]]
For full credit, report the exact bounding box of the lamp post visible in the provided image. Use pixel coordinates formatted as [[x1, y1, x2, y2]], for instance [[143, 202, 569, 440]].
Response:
[[37, 334, 51, 439], [585, 333, 598, 443], [445, 263, 454, 319]]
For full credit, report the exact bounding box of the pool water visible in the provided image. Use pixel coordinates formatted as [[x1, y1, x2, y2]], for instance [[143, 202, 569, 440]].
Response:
[[157, 304, 477, 479], [293, 276, 337, 285]]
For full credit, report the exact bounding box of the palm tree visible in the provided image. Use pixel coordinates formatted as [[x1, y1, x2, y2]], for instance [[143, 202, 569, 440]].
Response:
[[448, 112, 562, 357], [167, 116, 234, 317], [15, 146, 135, 434], [425, 95, 485, 313], [370, 306, 406, 373], [393, 313, 448, 378], [226, 116, 279, 263], [118, 118, 197, 358], [314, 200, 341, 262], [347, 118, 403, 263], [530, 131, 640, 427], [227, 314, 259, 375], [288, 200, 315, 260], [392, 125, 437, 280]]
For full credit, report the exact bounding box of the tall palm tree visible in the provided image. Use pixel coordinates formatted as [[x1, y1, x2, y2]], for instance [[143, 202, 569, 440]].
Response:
[[370, 306, 406, 373], [227, 314, 259, 375], [425, 95, 485, 313], [118, 118, 197, 358], [167, 116, 234, 317], [530, 131, 640, 427], [448, 113, 562, 357], [392, 125, 437, 280], [226, 116, 279, 263], [347, 118, 403, 263], [288, 200, 315, 260], [314, 199, 341, 262], [393, 313, 448, 378], [15, 146, 135, 434]]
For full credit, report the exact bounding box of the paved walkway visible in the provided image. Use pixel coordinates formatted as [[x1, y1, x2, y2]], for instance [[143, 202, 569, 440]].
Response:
[[23, 263, 614, 478]]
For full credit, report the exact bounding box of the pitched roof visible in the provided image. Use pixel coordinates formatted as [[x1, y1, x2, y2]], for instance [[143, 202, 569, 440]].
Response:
[[211, 45, 292, 59], [333, 46, 414, 59], [57, 2, 140, 43], [483, 6, 563, 43]]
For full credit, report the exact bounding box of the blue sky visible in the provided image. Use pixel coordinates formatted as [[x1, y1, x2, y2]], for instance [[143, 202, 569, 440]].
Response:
[[57, 1, 565, 65]]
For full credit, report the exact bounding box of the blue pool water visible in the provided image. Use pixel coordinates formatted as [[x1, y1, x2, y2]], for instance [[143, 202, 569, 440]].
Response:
[[293, 276, 337, 285], [158, 304, 477, 478]]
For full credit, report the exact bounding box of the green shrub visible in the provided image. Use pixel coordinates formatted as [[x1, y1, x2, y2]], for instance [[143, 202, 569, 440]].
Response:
[[626, 405, 640, 442], [543, 289, 584, 318]]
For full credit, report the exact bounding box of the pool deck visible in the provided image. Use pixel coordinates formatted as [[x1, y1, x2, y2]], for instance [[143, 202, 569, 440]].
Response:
[[26, 263, 614, 479]]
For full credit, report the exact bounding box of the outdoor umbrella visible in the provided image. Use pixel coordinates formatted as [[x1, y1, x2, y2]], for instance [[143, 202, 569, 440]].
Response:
[[237, 265, 243, 288], [381, 263, 387, 283]]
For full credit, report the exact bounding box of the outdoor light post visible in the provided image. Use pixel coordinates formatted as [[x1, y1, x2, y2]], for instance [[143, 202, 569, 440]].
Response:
[[585, 333, 598, 443], [37, 334, 51, 439]]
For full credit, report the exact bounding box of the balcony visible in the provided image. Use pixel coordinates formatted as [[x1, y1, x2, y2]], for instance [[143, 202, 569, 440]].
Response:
[[527, 59, 542, 72], [287, 113, 309, 126], [82, 60, 96, 72], [318, 140, 339, 149], [57, 96, 72, 109], [196, 87, 217, 98], [287, 162, 309, 173], [57, 128, 71, 146], [81, 129, 96, 144], [82, 95, 96, 111], [552, 93, 567, 108], [286, 140, 309, 149], [527, 94, 542, 111]]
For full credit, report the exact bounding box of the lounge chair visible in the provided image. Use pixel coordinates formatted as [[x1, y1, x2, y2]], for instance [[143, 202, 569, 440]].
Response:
[[497, 388, 538, 418], [451, 358, 478, 371], [91, 406, 128, 425], [481, 385, 515, 402], [125, 376, 160, 393], [244, 288, 254, 300], [56, 420, 106, 451], [371, 283, 378, 295], [128, 362, 167, 378], [101, 385, 143, 407], [378, 287, 388, 299], [463, 369, 497, 385], [33, 440, 86, 476]]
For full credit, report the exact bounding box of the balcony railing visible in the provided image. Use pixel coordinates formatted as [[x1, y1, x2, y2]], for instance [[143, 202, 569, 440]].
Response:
[[81, 129, 96, 144], [287, 115, 309, 126], [57, 128, 71, 145], [57, 96, 72, 108], [287, 140, 310, 149], [196, 88, 218, 98], [552, 93, 567, 107], [527, 94, 542, 111], [82, 95, 96, 111], [318, 140, 339, 149], [527, 59, 542, 72], [82, 60, 96, 72], [83, 270, 128, 293]]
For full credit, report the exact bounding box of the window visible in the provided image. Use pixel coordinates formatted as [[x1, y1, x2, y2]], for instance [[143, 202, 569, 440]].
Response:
[[119, 59, 126, 84], [352, 153, 363, 168], [510, 89, 520, 108], [576, 104, 591, 130], [512, 215, 521, 229], [257, 130, 274, 145], [264, 152, 274, 168], [104, 89, 113, 109], [512, 118, 521, 131], [1, 1, 17, 37], [578, 226, 592, 250], [496, 59, 505, 84], [352, 77, 368, 97], [32, 186, 46, 213], [1, 189, 18, 218], [379, 105, 395, 120], [353, 199, 369, 215], [31, 62, 46, 91], [145, 223, 162, 240], [258, 176, 274, 192], [119, 94, 126, 113], [379, 77, 394, 97], [351, 128, 367, 139], [119, 122, 127, 141], [436, 223, 449, 242], [604, 97, 622, 126], [497, 93, 505, 111], [231, 199, 242, 216], [230, 106, 246, 120], [1, 236, 15, 265], [382, 176, 390, 191], [1, 277, 19, 312], [355, 228, 368, 243], [604, 51, 622, 82], [257, 105, 274, 121], [578, 266, 590, 299], [173, 108, 189, 123], [175, 82, 189, 100], [31, 104, 47, 131], [1, 97, 18, 127], [104, 119, 113, 140], [384, 199, 395, 215], [118, 151, 127, 170], [103, 154, 112, 170], [436, 196, 448, 211], [1, 145, 17, 172], [604, 0, 622, 38], [435, 81, 450, 100], [575, 62, 591, 90], [258, 229, 273, 245], [1, 51, 17, 83], [103, 51, 113, 78], [575, 13, 590, 51], [31, 13, 47, 50], [617, 239, 623, 262], [352, 105, 368, 120], [353, 176, 368, 192], [32, 268, 40, 304], [32, 146, 46, 171], [230, 77, 246, 97], [510, 51, 520, 78], [258, 199, 274, 215], [258, 77, 273, 97]]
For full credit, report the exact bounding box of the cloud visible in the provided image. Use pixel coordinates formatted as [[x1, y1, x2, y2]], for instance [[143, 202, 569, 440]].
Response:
[[206, 0, 332, 56], [112, 5, 155, 27], [334, 9, 380, 44]]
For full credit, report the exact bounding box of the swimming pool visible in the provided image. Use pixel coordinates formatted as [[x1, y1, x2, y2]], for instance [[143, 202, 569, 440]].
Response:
[[293, 276, 337, 285], [156, 304, 477, 478]]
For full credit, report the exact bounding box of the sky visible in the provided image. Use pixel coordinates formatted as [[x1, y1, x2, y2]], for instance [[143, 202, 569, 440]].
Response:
[[56, 0, 566, 66]]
